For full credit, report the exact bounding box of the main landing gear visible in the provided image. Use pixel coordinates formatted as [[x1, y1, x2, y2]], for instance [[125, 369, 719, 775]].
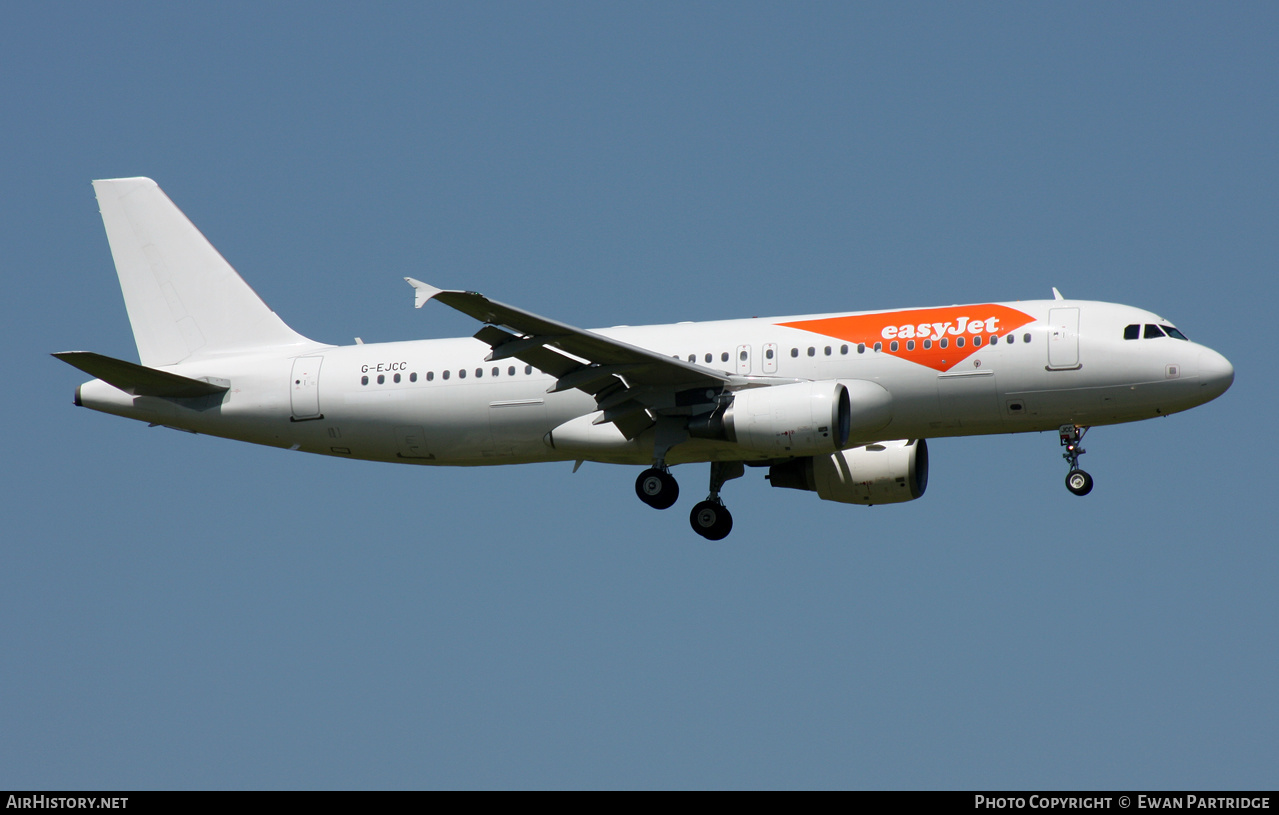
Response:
[[689, 461, 744, 541], [634, 460, 744, 540], [1059, 424, 1094, 496], [635, 466, 679, 509]]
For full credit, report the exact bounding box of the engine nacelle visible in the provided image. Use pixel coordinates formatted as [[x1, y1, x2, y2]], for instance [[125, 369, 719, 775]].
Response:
[[718, 379, 893, 456], [722, 380, 851, 455], [768, 438, 929, 505]]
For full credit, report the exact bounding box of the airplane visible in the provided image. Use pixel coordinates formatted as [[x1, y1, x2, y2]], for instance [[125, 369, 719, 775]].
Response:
[[56, 177, 1235, 539]]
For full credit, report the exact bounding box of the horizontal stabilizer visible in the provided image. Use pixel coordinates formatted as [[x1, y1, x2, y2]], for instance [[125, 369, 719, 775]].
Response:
[[53, 352, 229, 398]]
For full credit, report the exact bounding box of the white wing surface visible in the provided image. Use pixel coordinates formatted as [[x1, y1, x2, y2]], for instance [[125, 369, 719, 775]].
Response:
[[407, 279, 733, 437]]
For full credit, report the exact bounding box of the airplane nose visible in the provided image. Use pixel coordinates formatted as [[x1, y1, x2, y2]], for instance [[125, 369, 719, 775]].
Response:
[[1197, 347, 1234, 400]]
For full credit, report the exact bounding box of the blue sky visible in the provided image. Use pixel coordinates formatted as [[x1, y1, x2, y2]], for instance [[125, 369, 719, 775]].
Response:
[[3, 2, 1276, 789]]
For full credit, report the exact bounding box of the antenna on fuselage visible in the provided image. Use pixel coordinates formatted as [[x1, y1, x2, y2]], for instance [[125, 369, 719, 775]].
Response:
[[1052, 287, 1065, 300]]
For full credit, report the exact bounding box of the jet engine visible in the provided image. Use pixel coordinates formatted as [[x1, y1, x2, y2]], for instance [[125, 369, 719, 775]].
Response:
[[767, 438, 929, 505], [700, 378, 894, 457], [717, 380, 851, 456]]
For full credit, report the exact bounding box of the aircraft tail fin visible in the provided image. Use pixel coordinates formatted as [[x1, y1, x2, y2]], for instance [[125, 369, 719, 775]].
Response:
[[92, 177, 318, 367]]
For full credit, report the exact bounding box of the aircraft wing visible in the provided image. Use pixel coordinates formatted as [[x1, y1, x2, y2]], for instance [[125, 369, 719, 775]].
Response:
[[406, 279, 732, 438]]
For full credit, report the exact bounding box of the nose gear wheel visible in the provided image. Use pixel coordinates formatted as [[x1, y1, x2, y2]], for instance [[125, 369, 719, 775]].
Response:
[[1066, 469, 1093, 496]]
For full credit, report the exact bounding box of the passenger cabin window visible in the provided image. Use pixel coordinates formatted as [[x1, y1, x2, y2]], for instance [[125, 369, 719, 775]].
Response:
[[791, 348, 799, 358], [1144, 324, 1166, 339], [1124, 324, 1141, 340], [721, 352, 730, 362]]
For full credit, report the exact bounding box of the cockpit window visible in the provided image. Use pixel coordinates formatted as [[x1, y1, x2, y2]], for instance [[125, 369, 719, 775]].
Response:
[[1127, 322, 1187, 340]]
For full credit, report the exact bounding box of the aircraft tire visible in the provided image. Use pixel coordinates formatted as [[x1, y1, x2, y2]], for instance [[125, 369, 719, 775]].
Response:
[[636, 468, 679, 509], [1066, 469, 1094, 496], [690, 500, 733, 540]]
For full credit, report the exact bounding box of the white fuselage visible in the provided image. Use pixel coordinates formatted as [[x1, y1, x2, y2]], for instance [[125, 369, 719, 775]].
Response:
[[75, 298, 1235, 468]]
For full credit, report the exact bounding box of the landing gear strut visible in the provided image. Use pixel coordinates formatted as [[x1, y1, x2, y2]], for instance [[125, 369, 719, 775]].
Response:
[[689, 461, 743, 540], [635, 417, 689, 511], [1059, 424, 1093, 496]]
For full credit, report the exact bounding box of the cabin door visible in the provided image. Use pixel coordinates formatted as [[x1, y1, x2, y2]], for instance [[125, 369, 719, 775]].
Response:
[[290, 356, 324, 421], [1047, 308, 1080, 370]]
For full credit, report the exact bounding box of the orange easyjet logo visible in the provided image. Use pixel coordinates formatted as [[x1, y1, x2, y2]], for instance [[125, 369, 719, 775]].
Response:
[[778, 305, 1035, 373]]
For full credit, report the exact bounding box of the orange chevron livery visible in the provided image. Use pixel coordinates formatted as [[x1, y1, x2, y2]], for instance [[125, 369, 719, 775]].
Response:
[[779, 305, 1037, 373]]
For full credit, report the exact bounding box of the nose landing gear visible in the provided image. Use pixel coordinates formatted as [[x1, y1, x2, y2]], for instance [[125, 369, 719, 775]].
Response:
[[1060, 424, 1093, 496]]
